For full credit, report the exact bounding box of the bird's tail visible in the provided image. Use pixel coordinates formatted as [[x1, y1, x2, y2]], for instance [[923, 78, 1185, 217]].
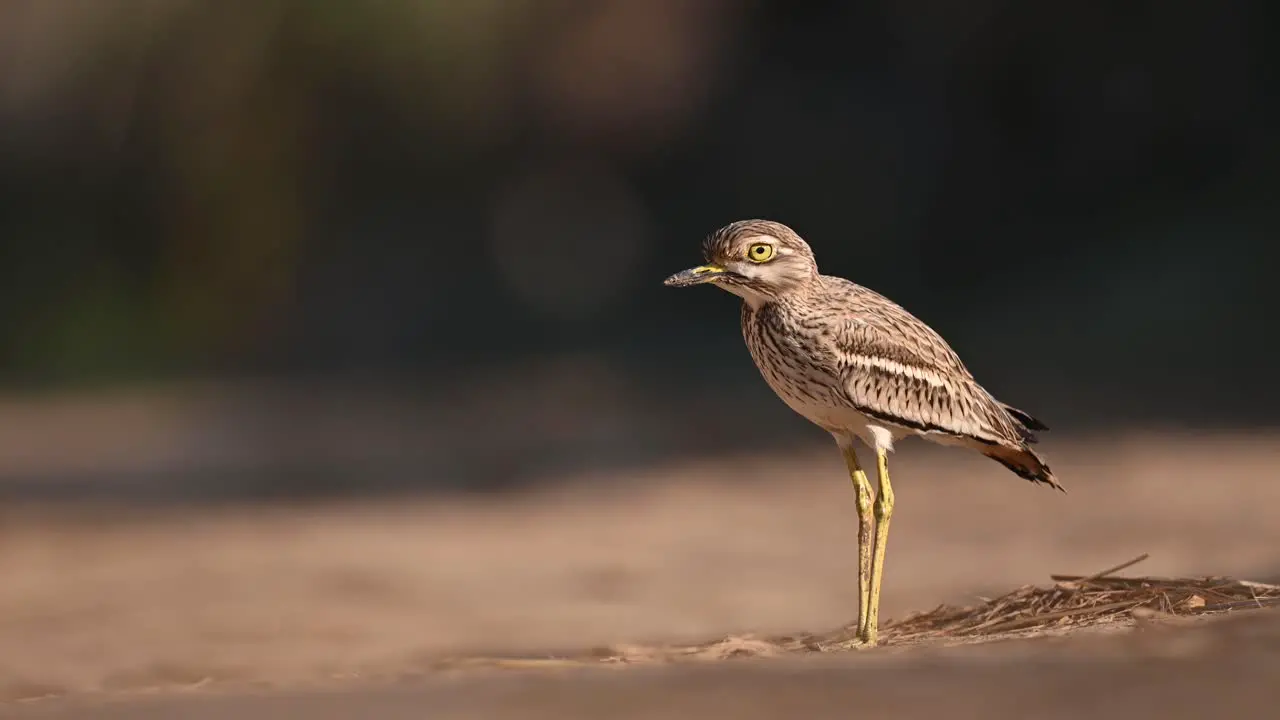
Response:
[[982, 443, 1064, 492]]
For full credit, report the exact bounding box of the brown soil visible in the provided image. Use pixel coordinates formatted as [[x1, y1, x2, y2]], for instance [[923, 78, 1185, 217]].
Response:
[[3, 432, 1279, 718]]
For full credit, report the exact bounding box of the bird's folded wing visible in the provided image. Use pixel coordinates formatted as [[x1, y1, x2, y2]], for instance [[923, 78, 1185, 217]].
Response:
[[832, 320, 1012, 444]]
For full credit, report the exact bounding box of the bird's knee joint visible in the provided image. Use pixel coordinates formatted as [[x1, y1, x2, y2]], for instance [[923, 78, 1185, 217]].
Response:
[[874, 494, 894, 521], [852, 475, 874, 514], [874, 487, 894, 519], [873, 451, 894, 518], [856, 490, 874, 516]]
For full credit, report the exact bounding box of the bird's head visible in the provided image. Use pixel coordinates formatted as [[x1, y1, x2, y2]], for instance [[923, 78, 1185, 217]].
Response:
[[663, 219, 819, 307]]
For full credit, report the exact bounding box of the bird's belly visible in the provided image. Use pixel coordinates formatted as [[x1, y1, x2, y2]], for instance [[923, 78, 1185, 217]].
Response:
[[755, 366, 911, 445], [753, 364, 837, 423], [755, 369, 861, 432], [783, 398, 862, 433], [776, 394, 910, 450]]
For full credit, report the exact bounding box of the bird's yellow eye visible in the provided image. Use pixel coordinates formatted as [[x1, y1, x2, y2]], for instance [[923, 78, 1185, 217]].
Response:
[[746, 242, 776, 263]]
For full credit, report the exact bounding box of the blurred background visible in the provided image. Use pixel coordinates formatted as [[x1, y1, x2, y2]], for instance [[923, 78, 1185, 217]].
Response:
[[0, 0, 1273, 501], [1, 0, 1279, 703]]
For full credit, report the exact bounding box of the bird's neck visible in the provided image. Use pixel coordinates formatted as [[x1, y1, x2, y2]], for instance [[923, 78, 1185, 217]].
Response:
[[716, 282, 772, 310]]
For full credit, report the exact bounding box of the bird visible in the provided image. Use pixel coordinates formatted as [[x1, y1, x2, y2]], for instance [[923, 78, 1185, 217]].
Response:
[[663, 219, 1060, 646]]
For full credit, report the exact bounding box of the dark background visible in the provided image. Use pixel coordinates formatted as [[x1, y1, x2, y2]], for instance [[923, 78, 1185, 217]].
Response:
[[0, 0, 1274, 500]]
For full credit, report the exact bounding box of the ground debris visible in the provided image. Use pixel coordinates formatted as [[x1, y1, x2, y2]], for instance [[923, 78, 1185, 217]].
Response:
[[434, 554, 1280, 670], [798, 553, 1280, 650]]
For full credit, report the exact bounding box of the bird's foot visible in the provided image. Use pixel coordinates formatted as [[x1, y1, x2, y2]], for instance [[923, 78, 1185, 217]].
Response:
[[817, 627, 878, 652], [830, 637, 876, 651]]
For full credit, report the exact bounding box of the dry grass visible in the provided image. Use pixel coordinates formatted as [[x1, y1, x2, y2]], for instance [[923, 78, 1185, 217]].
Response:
[[437, 554, 1280, 670], [870, 553, 1280, 644]]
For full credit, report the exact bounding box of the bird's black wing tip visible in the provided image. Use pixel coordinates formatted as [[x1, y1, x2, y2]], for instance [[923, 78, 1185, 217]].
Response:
[[1002, 403, 1050, 433]]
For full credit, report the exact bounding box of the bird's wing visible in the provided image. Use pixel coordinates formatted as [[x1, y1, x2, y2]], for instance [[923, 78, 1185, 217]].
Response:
[[828, 301, 1020, 446]]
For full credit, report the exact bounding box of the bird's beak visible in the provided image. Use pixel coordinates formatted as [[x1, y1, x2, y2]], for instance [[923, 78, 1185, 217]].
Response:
[[664, 264, 727, 287]]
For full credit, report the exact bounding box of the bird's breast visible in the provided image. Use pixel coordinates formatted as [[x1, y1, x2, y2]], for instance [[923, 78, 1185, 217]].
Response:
[[740, 304, 848, 428]]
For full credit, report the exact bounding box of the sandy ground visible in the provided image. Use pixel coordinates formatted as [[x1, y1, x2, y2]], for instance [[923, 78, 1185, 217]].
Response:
[[15, 610, 1280, 720], [3, 432, 1279, 716]]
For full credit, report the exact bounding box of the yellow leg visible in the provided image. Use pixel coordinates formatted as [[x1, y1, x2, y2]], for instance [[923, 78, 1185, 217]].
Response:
[[839, 442, 875, 641], [865, 449, 896, 645]]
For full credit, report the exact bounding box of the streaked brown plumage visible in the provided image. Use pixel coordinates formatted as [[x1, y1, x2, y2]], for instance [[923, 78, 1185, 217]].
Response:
[[664, 218, 1061, 646]]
